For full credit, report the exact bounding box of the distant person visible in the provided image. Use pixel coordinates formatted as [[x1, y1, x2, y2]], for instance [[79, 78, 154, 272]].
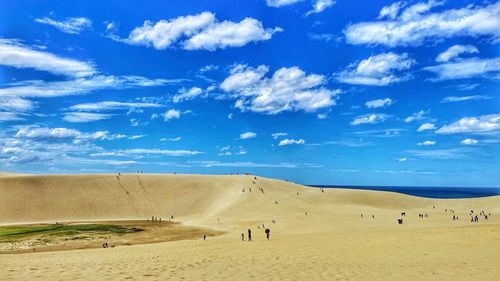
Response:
[[248, 229, 252, 241], [203, 235, 206, 240], [265, 228, 270, 240], [241, 233, 245, 241]]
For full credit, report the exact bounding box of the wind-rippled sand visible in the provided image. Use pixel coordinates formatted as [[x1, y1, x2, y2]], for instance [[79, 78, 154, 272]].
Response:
[[1, 174, 499, 280]]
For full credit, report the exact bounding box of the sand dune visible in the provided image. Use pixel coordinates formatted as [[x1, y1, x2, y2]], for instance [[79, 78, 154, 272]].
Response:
[[0, 173, 499, 280]]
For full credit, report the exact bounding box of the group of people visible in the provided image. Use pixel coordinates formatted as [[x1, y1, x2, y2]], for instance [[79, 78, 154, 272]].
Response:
[[241, 228, 271, 241], [470, 210, 490, 222], [418, 213, 429, 218], [148, 216, 162, 223]]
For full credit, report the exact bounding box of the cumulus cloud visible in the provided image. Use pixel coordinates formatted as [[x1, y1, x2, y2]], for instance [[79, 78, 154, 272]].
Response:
[[417, 123, 436, 132], [365, 98, 393, 108], [122, 12, 281, 51], [240, 132, 257, 140], [436, 44, 479, 62], [306, 0, 335, 16], [351, 114, 389, 125], [436, 114, 500, 134], [220, 64, 339, 114], [0, 39, 95, 77], [173, 87, 203, 103], [378, 1, 405, 20], [271, 132, 288, 139], [423, 57, 500, 80], [35, 17, 92, 34], [461, 138, 478, 145], [460, 139, 479, 145], [344, 1, 500, 47], [336, 52, 415, 86], [164, 109, 181, 121], [441, 95, 491, 103], [278, 138, 305, 146], [63, 112, 113, 123], [417, 140, 436, 146], [317, 113, 327, 119], [404, 110, 429, 123]]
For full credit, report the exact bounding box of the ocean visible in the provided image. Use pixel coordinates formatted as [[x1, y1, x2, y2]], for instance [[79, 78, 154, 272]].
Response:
[[308, 185, 500, 199]]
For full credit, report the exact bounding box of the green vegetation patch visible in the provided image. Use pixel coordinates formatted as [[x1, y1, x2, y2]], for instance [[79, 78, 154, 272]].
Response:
[[0, 224, 143, 242]]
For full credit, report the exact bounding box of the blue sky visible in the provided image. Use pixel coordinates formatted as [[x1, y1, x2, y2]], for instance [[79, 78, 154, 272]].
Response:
[[0, 0, 499, 187]]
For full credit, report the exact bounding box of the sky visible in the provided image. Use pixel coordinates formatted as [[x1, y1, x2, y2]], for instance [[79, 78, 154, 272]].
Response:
[[0, 0, 499, 187]]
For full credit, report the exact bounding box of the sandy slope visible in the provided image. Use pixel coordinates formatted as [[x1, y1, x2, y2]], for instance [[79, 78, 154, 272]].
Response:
[[0, 173, 499, 280]]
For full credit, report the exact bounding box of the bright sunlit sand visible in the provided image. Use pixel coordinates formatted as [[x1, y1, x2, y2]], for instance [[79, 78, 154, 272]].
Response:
[[0, 173, 499, 280]]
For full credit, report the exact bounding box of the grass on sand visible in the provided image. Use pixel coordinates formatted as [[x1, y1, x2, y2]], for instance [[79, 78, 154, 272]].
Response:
[[0, 224, 142, 242]]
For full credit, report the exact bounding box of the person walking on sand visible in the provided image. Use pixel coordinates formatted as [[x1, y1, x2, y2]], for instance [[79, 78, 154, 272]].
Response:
[[248, 229, 252, 241], [265, 228, 270, 240], [241, 233, 245, 241]]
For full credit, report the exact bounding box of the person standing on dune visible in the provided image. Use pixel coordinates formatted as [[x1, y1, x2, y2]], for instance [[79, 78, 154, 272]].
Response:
[[265, 228, 270, 240], [248, 229, 252, 241]]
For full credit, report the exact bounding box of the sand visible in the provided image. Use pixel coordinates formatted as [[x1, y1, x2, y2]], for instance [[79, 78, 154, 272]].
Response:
[[0, 173, 499, 280]]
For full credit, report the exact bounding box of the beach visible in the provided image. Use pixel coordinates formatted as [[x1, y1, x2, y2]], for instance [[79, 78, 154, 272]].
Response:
[[0, 173, 499, 280]]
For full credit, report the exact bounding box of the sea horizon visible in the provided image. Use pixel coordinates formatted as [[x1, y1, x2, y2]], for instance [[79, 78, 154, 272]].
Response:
[[308, 184, 500, 199]]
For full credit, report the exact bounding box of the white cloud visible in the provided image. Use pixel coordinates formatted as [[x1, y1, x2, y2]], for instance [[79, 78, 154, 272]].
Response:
[[406, 147, 474, 159], [271, 132, 288, 139], [405, 110, 429, 123], [365, 98, 393, 108], [278, 138, 305, 146], [351, 114, 388, 125], [0, 75, 174, 98], [128, 135, 145, 140], [397, 157, 408, 162], [0, 112, 24, 122], [199, 64, 219, 73], [183, 18, 282, 51], [164, 109, 181, 121], [308, 33, 336, 42], [14, 127, 124, 142], [306, 0, 335, 16], [227, 113, 233, 119], [417, 123, 436, 132], [0, 39, 95, 77], [436, 44, 479, 62], [317, 113, 327, 119], [63, 112, 113, 123], [441, 95, 491, 103], [417, 140, 436, 146], [344, 2, 500, 47], [240, 132, 257, 140], [336, 52, 415, 86], [378, 1, 405, 20], [0, 96, 35, 112], [121, 148, 202, 156], [221, 64, 339, 114], [461, 138, 479, 145], [35, 17, 92, 34], [123, 12, 281, 51], [218, 146, 247, 156], [436, 114, 500, 134], [160, 136, 181, 142], [173, 87, 203, 103], [69, 101, 163, 111], [423, 57, 500, 80], [266, 0, 302, 7]]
